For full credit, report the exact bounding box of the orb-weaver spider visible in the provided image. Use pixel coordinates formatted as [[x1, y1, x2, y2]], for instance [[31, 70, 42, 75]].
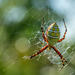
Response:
[[29, 18, 68, 69]]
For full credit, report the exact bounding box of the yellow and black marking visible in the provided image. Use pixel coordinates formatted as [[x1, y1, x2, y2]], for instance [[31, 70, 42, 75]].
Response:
[[58, 18, 67, 42], [52, 46, 68, 69], [46, 23, 60, 45], [30, 45, 48, 59]]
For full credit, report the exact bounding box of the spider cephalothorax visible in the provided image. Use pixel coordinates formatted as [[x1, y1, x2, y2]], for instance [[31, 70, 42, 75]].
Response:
[[29, 18, 68, 69]]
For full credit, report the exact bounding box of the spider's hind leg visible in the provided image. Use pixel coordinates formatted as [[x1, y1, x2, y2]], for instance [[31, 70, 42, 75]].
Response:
[[61, 57, 68, 70], [52, 46, 68, 69], [30, 45, 48, 59]]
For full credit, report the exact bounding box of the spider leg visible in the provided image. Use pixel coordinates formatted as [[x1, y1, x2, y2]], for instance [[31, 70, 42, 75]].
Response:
[[58, 18, 67, 42], [30, 45, 48, 59], [41, 17, 48, 43], [52, 46, 68, 69]]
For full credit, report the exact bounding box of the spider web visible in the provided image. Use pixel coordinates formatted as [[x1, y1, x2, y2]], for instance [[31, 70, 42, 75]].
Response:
[[0, 0, 75, 75]]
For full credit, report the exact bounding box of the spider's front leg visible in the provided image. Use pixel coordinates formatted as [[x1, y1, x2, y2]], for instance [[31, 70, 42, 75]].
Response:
[[52, 46, 68, 69], [41, 17, 48, 43], [30, 45, 48, 59], [58, 19, 67, 42]]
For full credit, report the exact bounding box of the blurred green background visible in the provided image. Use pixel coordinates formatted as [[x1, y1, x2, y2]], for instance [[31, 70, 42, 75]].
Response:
[[0, 0, 75, 75]]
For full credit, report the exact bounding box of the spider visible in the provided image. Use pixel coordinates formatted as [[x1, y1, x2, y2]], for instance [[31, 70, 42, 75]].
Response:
[[29, 17, 68, 69]]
